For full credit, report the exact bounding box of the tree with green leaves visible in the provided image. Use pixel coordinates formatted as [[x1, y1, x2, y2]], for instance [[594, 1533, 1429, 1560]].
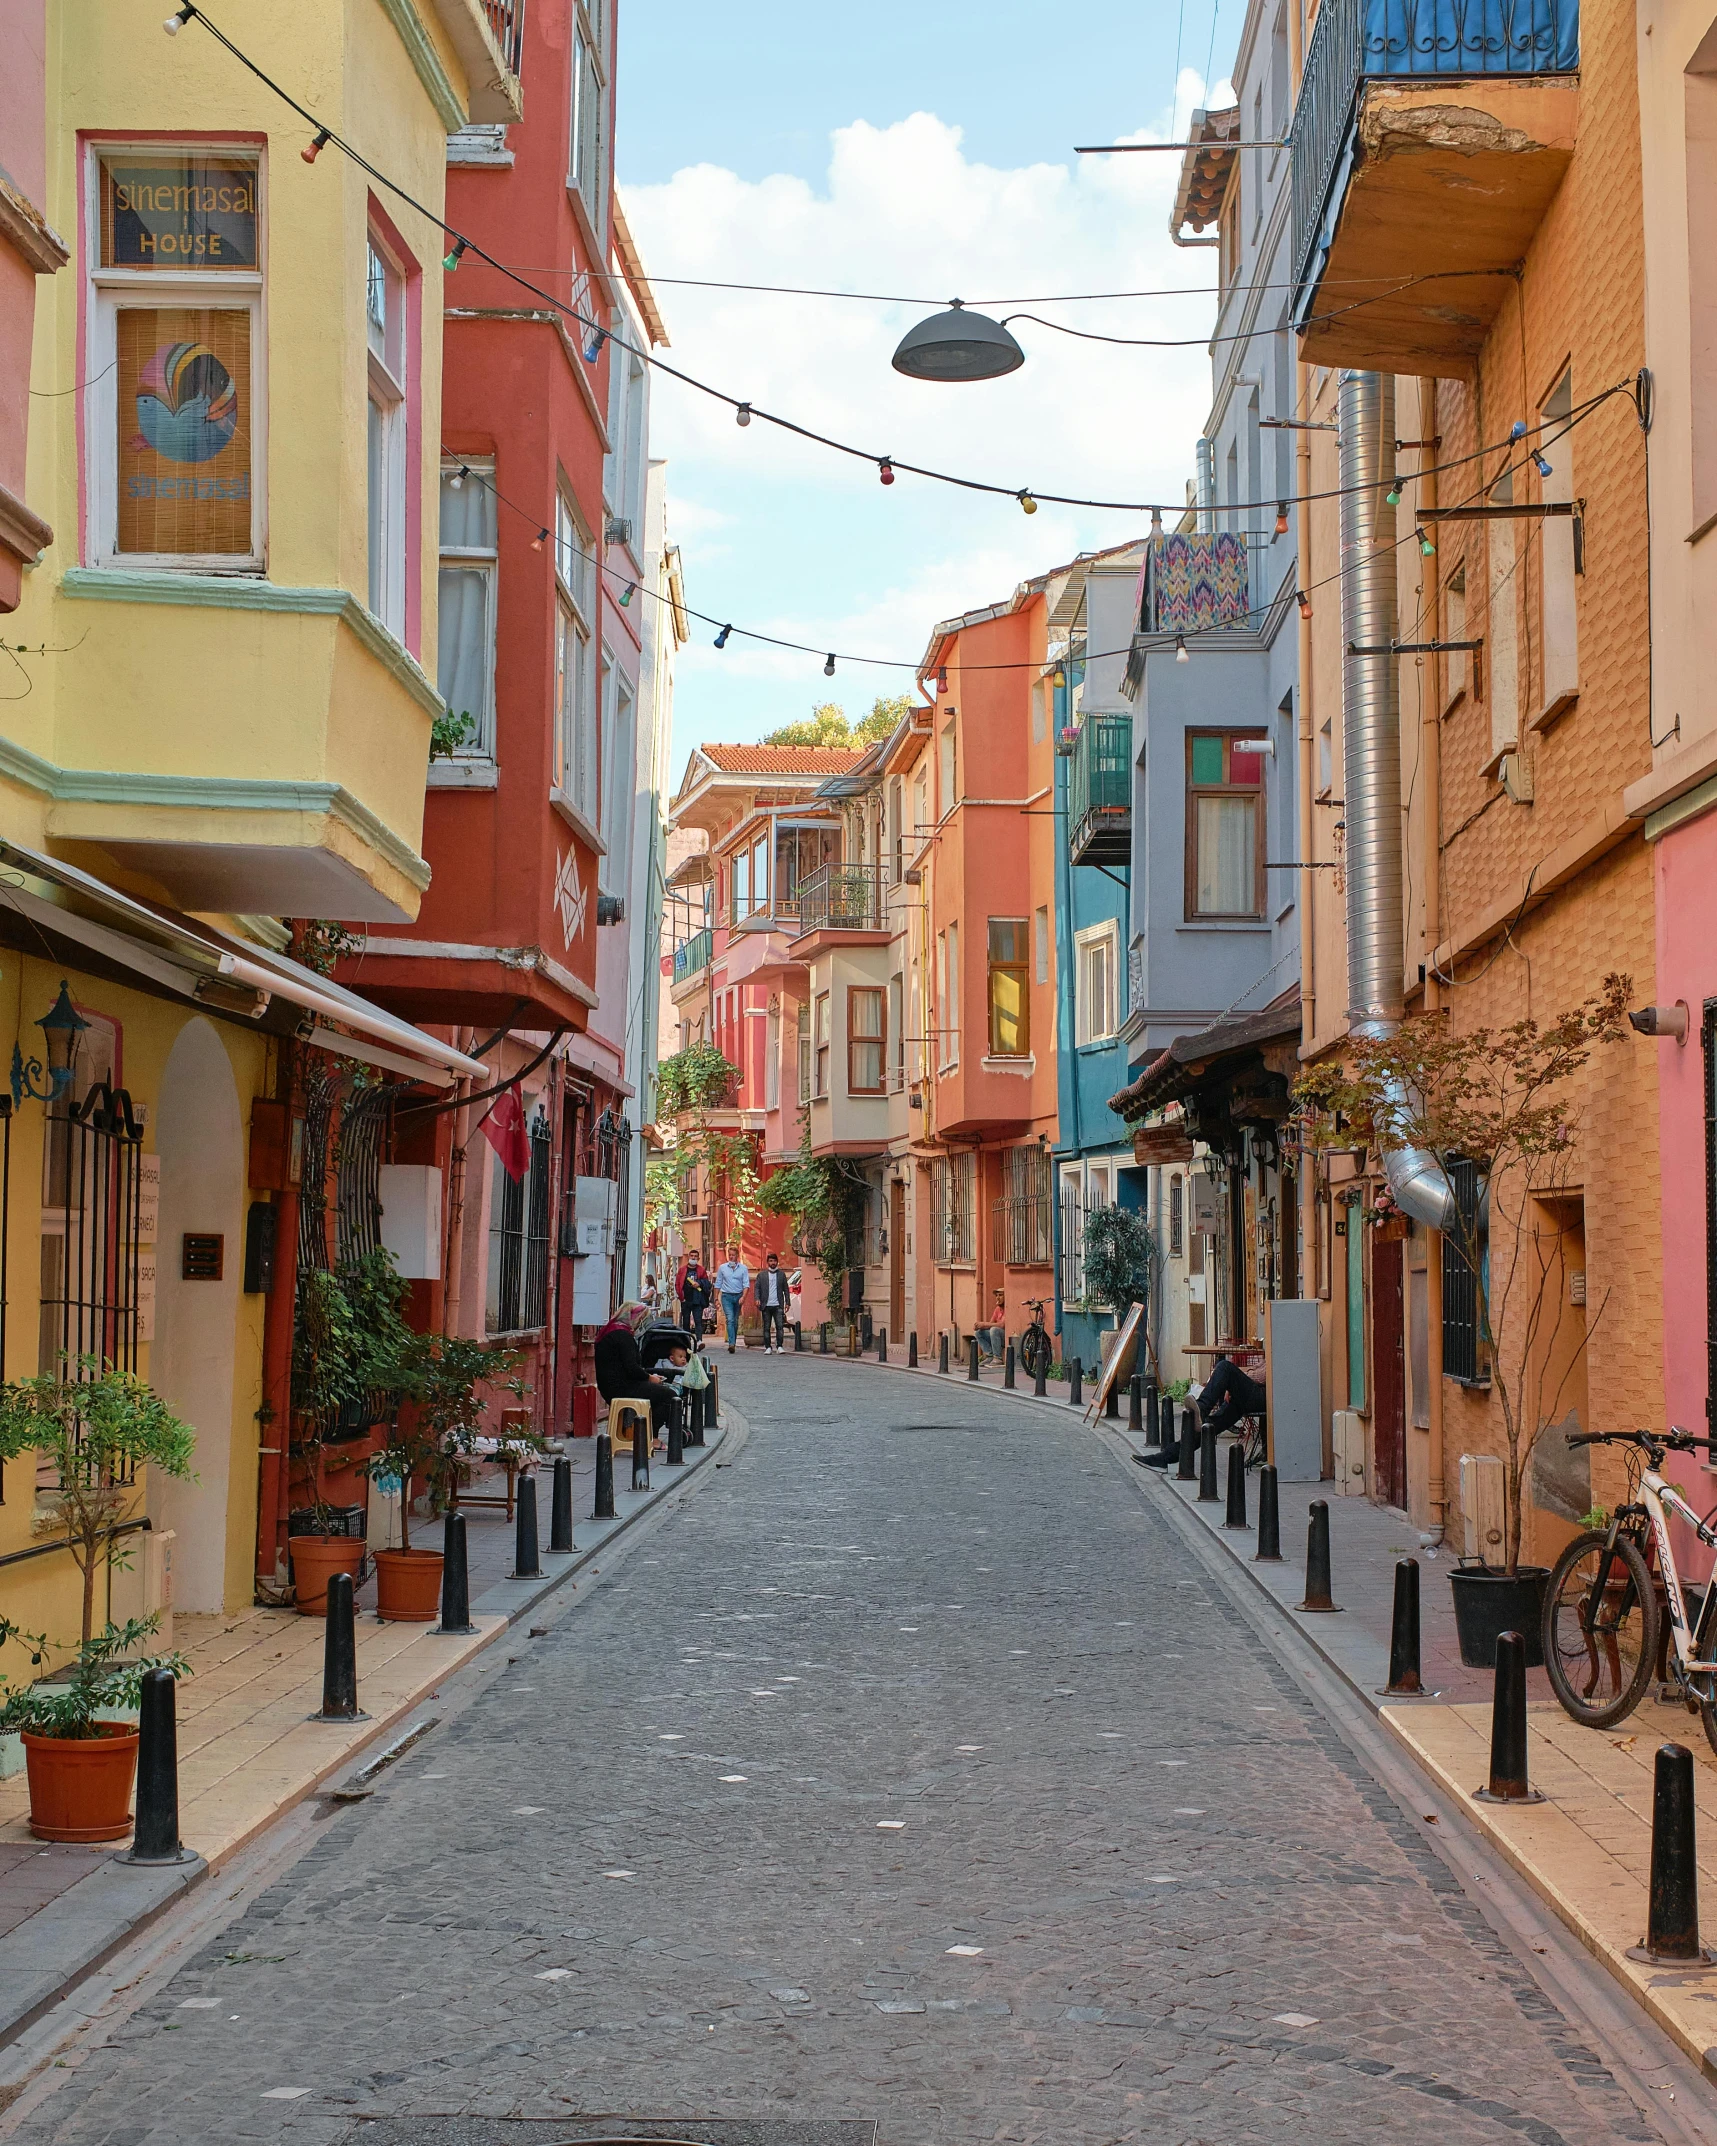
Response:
[[761, 694, 917, 751]]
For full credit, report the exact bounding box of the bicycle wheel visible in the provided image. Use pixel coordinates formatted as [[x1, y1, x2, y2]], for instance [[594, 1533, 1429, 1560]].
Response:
[[1543, 1530, 1659, 1728], [1019, 1325, 1052, 1380]]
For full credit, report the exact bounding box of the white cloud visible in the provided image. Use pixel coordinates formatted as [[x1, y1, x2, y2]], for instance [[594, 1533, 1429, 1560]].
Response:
[[624, 108, 1221, 762]]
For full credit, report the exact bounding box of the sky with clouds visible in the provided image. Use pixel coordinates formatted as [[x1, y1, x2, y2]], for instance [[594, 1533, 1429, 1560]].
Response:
[[616, 2, 1236, 780]]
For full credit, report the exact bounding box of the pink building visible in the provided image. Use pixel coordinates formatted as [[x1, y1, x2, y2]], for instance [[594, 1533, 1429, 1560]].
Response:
[[0, 0, 66, 609]]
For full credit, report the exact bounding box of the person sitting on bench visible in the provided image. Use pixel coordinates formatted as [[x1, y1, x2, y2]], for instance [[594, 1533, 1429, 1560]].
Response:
[[1195, 1354, 1266, 1435]]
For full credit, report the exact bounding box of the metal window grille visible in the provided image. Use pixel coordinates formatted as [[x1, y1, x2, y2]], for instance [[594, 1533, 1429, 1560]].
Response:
[[1169, 1173, 1184, 1258], [492, 1108, 553, 1333], [992, 1144, 1052, 1265], [1440, 1156, 1484, 1385], [37, 1083, 143, 1487], [933, 1154, 975, 1264]]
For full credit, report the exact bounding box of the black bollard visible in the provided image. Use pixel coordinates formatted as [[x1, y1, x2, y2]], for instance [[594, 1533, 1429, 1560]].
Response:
[[594, 1431, 616, 1520], [1223, 1441, 1248, 1528], [707, 1360, 720, 1429], [1296, 1500, 1341, 1611], [820, 1321, 829, 1354], [1255, 1464, 1282, 1560], [1197, 1420, 1220, 1502], [124, 1667, 193, 1864], [1068, 1356, 1082, 1407], [1034, 1351, 1047, 1398], [437, 1509, 475, 1632], [968, 1335, 980, 1381], [1104, 1377, 1119, 1420], [939, 1332, 949, 1374], [1473, 1631, 1543, 1802], [1127, 1375, 1143, 1432], [909, 1332, 918, 1368], [631, 1407, 650, 1491], [1004, 1342, 1016, 1390], [1628, 1745, 1715, 1964], [849, 1323, 860, 1357], [667, 1400, 685, 1466], [1380, 1560, 1423, 1694], [1144, 1377, 1159, 1430], [685, 1385, 704, 1448], [514, 1473, 543, 1578], [1155, 1390, 1173, 1448], [878, 1331, 888, 1363], [549, 1454, 574, 1550], [316, 1570, 367, 1717], [793, 1321, 803, 1351], [1177, 1404, 1197, 1481]]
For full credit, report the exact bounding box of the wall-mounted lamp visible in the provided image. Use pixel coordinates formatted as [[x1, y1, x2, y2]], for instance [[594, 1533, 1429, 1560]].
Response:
[[1628, 1002, 1689, 1046], [1232, 736, 1276, 761], [12, 979, 88, 1108]]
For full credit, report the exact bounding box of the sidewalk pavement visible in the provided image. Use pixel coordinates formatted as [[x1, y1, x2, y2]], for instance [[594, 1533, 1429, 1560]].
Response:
[[806, 1342, 1717, 2080], [0, 1415, 730, 2050]]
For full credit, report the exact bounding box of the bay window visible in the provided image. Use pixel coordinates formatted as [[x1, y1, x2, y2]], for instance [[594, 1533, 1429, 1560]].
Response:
[[437, 458, 496, 758], [848, 986, 886, 1095], [1185, 731, 1265, 920], [88, 148, 263, 570]]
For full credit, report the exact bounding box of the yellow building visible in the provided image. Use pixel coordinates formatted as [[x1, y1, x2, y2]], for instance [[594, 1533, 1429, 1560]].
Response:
[[1, 0, 519, 1659]]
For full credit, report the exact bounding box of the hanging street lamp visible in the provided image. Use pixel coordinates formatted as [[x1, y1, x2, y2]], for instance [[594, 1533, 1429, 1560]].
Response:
[[891, 301, 1025, 384]]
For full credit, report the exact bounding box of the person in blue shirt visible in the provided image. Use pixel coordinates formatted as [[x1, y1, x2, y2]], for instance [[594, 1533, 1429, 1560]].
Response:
[[713, 1244, 751, 1352]]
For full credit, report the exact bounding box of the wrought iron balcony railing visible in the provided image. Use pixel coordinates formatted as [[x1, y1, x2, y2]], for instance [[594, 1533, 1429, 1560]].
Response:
[[672, 925, 714, 982], [1067, 713, 1133, 868], [1292, 0, 1580, 291], [795, 862, 886, 935], [482, 0, 526, 76]]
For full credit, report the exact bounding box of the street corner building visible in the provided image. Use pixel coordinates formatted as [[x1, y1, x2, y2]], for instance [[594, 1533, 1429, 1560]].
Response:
[[0, 0, 679, 1661]]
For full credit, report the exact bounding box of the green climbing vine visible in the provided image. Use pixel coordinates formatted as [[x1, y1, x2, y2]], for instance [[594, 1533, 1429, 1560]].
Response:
[[656, 1044, 761, 1241], [757, 1116, 867, 1294]]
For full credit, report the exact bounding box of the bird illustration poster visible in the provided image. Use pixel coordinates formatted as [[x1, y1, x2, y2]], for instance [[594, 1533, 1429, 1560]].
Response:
[[116, 306, 252, 556]]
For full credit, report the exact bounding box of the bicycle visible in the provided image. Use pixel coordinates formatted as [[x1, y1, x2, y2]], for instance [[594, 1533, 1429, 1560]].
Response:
[[1018, 1300, 1054, 1383], [1542, 1426, 1717, 1754]]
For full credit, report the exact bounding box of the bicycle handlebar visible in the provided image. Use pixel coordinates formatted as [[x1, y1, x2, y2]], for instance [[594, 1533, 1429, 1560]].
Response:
[[1568, 1427, 1717, 1455]]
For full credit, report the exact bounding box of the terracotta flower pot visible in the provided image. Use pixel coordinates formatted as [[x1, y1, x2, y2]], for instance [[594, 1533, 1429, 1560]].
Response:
[[289, 1532, 366, 1616], [373, 1546, 444, 1623], [22, 1722, 140, 1842]]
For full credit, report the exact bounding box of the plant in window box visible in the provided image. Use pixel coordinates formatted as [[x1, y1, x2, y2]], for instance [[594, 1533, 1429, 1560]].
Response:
[[0, 1365, 195, 1841], [367, 1335, 532, 1621], [1294, 975, 1631, 1663]]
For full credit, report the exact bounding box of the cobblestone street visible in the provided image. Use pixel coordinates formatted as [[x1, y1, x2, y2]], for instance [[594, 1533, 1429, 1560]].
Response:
[[5, 1360, 1691, 2145]]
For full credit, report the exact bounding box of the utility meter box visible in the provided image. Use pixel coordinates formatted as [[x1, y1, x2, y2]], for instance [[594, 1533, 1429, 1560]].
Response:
[[572, 1175, 618, 1256], [378, 1164, 443, 1279]]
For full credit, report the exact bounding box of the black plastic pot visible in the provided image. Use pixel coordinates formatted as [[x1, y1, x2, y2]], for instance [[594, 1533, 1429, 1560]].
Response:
[[1449, 1565, 1549, 1668]]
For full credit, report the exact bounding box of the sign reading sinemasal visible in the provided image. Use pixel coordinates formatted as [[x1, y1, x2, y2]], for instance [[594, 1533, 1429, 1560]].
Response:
[[101, 156, 258, 270]]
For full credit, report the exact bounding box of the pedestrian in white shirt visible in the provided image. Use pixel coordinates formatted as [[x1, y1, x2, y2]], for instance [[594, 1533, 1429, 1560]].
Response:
[[754, 1251, 791, 1353], [713, 1243, 751, 1352]]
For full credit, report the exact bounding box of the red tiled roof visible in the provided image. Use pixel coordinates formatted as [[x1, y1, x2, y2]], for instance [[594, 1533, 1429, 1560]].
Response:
[[698, 744, 865, 775]]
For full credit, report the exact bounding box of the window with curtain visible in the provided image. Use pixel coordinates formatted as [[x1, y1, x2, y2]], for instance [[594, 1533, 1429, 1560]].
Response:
[[889, 972, 904, 1086], [848, 986, 885, 1094], [553, 492, 597, 817], [366, 235, 408, 634], [987, 919, 1030, 1057], [798, 1002, 811, 1103], [1075, 924, 1118, 1044], [437, 459, 496, 756], [814, 993, 831, 1097], [1186, 732, 1264, 919]]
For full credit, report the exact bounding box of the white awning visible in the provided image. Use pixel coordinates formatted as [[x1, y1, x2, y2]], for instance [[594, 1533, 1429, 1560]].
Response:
[[0, 840, 488, 1085]]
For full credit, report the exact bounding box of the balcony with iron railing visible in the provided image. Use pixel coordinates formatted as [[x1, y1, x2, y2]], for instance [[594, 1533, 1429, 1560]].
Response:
[[1291, 0, 1579, 371], [793, 862, 887, 939], [672, 925, 714, 985], [1066, 713, 1133, 868], [428, 0, 526, 120]]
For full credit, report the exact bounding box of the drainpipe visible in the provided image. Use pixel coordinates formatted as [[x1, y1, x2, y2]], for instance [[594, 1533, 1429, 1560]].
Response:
[[1338, 369, 1457, 1233], [1195, 437, 1215, 532]]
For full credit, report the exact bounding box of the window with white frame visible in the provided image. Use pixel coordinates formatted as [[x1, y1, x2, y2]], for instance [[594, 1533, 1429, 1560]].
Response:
[[1075, 923, 1119, 1044], [601, 672, 635, 893], [437, 458, 496, 756], [568, 5, 608, 243], [553, 490, 598, 822], [813, 993, 831, 1098], [366, 233, 408, 635], [88, 147, 264, 570]]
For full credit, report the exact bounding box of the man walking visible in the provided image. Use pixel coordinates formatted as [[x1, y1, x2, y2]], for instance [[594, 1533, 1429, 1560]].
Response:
[[713, 1242, 751, 1353], [754, 1250, 790, 1353]]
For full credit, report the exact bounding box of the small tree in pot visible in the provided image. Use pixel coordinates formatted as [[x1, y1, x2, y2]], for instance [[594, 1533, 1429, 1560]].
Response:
[[0, 1366, 195, 1839], [1295, 977, 1630, 1658]]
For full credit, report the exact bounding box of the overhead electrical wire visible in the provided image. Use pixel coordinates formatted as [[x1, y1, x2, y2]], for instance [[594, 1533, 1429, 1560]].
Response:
[[166, 3, 1594, 522], [450, 388, 1620, 679]]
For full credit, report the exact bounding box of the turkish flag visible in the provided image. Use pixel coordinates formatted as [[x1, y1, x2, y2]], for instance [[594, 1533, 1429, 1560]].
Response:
[[481, 1085, 531, 1183]]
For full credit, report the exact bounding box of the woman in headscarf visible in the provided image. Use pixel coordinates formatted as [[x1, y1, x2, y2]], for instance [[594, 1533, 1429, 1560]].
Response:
[[593, 1299, 679, 1445]]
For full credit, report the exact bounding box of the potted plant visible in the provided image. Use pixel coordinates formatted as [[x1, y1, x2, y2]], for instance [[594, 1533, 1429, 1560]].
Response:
[[368, 1335, 529, 1620], [1296, 977, 1631, 1666], [0, 1365, 195, 1839], [287, 1254, 411, 1613]]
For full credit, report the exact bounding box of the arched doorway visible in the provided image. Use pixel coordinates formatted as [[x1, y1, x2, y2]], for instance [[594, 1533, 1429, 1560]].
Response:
[[149, 1017, 244, 1614]]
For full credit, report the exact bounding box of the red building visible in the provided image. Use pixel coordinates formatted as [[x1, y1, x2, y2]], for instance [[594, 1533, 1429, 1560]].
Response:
[[341, 0, 664, 1435]]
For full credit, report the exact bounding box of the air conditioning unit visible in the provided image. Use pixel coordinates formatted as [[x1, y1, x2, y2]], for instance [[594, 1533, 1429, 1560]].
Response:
[[1460, 1453, 1508, 1568], [1331, 1409, 1366, 1495]]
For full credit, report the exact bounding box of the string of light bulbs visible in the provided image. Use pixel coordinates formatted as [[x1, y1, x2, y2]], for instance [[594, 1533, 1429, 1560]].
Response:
[[445, 386, 1620, 683], [162, 2, 1603, 523]]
